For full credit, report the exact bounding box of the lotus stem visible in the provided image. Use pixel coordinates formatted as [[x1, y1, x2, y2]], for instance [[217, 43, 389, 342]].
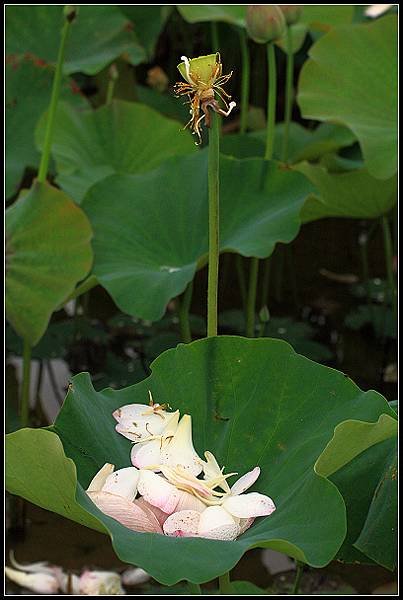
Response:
[[21, 339, 31, 427], [236, 255, 247, 310], [265, 42, 277, 161], [178, 281, 194, 343], [281, 26, 294, 163], [291, 561, 304, 595], [219, 571, 232, 595], [246, 257, 259, 337], [37, 13, 73, 183], [207, 111, 220, 337], [188, 582, 202, 595], [381, 215, 397, 320], [211, 22, 220, 52], [238, 28, 250, 134]]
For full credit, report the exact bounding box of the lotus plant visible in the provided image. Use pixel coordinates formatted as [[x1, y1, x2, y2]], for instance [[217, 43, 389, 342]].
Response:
[[85, 394, 276, 542]]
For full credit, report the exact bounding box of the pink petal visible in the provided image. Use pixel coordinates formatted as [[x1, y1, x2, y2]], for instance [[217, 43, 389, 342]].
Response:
[[87, 491, 162, 533], [137, 471, 180, 514], [223, 492, 276, 518], [230, 467, 260, 496], [136, 497, 169, 527], [175, 490, 206, 513], [198, 506, 240, 541], [102, 466, 139, 501], [163, 510, 201, 537]]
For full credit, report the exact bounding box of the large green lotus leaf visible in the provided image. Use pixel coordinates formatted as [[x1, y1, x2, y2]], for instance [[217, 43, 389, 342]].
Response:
[[5, 5, 145, 75], [296, 162, 397, 223], [298, 16, 397, 180], [329, 420, 397, 570], [221, 123, 356, 164], [177, 5, 246, 26], [119, 6, 172, 60], [35, 100, 196, 203], [6, 58, 88, 200], [81, 152, 313, 320], [5, 182, 93, 345], [301, 6, 354, 30], [5, 337, 394, 584]]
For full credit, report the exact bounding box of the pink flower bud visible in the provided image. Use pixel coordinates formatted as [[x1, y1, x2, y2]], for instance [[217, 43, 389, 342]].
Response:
[[246, 5, 286, 44], [279, 5, 303, 25]]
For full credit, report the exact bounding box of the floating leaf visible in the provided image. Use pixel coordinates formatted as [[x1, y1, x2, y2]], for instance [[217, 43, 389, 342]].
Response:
[[298, 16, 397, 179], [296, 162, 396, 223], [35, 100, 197, 202], [81, 153, 313, 320], [6, 5, 146, 75], [6, 337, 394, 584], [5, 57, 88, 200], [5, 182, 93, 345]]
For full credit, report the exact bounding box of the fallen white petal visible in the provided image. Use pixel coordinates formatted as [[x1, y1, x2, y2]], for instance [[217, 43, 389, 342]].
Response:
[[87, 463, 115, 492], [238, 517, 255, 536], [87, 491, 162, 533], [202, 451, 231, 493], [114, 406, 179, 442], [175, 490, 207, 513], [131, 439, 166, 470], [223, 492, 276, 518], [230, 467, 260, 496], [198, 506, 240, 541], [365, 4, 393, 17], [163, 510, 201, 537], [137, 470, 180, 514], [79, 570, 126, 595], [5, 567, 60, 594], [58, 572, 81, 594], [160, 414, 203, 476], [121, 567, 150, 586], [102, 466, 139, 501]]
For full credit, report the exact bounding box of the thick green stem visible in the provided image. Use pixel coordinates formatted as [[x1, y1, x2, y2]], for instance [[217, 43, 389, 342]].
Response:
[[219, 572, 231, 595], [291, 561, 304, 595], [106, 79, 116, 105], [260, 257, 271, 311], [246, 257, 259, 337], [188, 582, 202, 595], [281, 26, 294, 163], [238, 29, 250, 134], [235, 255, 247, 310], [265, 42, 277, 161], [359, 231, 374, 318], [381, 215, 397, 319], [57, 275, 98, 309], [207, 112, 220, 337], [37, 17, 72, 183], [177, 281, 194, 343], [21, 339, 32, 427]]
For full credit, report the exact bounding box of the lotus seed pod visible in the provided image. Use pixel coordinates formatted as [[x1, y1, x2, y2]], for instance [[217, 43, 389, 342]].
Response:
[[63, 5, 77, 22], [177, 54, 220, 87], [279, 5, 303, 26], [246, 5, 286, 44]]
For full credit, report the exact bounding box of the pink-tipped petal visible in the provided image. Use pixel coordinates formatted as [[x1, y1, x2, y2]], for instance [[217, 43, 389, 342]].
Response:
[[102, 466, 139, 501], [87, 463, 115, 493], [88, 491, 162, 533], [137, 470, 180, 514], [131, 439, 164, 470], [136, 497, 169, 527], [175, 490, 207, 513], [163, 510, 201, 537], [238, 517, 255, 535], [223, 492, 276, 518], [230, 467, 260, 496], [198, 506, 240, 541]]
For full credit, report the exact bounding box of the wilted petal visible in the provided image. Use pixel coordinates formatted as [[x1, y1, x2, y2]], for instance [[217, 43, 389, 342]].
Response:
[[202, 451, 231, 493], [87, 491, 162, 533], [114, 405, 179, 442], [121, 567, 150, 586], [160, 414, 203, 476], [131, 439, 165, 470], [365, 4, 393, 17], [163, 510, 201, 537], [102, 467, 139, 501], [230, 467, 260, 496], [5, 567, 60, 594], [175, 490, 207, 513], [137, 470, 180, 514], [238, 517, 255, 535], [136, 497, 169, 527], [87, 463, 115, 492], [198, 506, 239, 541], [58, 572, 81, 594], [223, 492, 276, 518], [79, 570, 125, 595]]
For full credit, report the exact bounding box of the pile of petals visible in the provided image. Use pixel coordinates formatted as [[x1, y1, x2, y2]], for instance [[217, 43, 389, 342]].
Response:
[[5, 551, 149, 595], [86, 393, 276, 541]]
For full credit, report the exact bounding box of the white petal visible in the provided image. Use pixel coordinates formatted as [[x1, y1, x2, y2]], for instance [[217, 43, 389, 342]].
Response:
[[202, 451, 231, 493], [5, 567, 60, 594], [131, 439, 164, 470], [79, 570, 125, 595], [175, 490, 207, 513], [87, 463, 115, 492], [160, 414, 203, 476], [121, 567, 150, 586], [198, 506, 240, 541], [238, 517, 255, 535], [223, 492, 276, 518], [230, 467, 260, 496], [163, 510, 201, 537], [102, 467, 139, 501], [365, 4, 393, 18], [114, 406, 179, 442], [137, 470, 180, 514], [87, 491, 162, 533], [58, 572, 81, 594]]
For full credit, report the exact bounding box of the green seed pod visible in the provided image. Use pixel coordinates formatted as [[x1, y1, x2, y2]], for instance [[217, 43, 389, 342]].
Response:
[[280, 5, 303, 26], [246, 5, 286, 44], [177, 54, 220, 86], [259, 305, 270, 323]]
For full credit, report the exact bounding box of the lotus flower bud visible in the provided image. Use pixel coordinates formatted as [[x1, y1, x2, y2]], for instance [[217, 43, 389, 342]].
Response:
[[279, 5, 303, 25], [63, 5, 77, 22], [246, 5, 286, 44]]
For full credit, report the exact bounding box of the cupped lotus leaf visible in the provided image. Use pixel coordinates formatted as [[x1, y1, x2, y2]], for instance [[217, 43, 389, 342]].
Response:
[[35, 100, 197, 203], [329, 418, 397, 570], [5, 5, 146, 75], [298, 16, 397, 180], [296, 162, 397, 223], [81, 152, 313, 320], [221, 123, 356, 164], [6, 337, 394, 584], [5, 182, 93, 345], [5, 57, 88, 200]]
